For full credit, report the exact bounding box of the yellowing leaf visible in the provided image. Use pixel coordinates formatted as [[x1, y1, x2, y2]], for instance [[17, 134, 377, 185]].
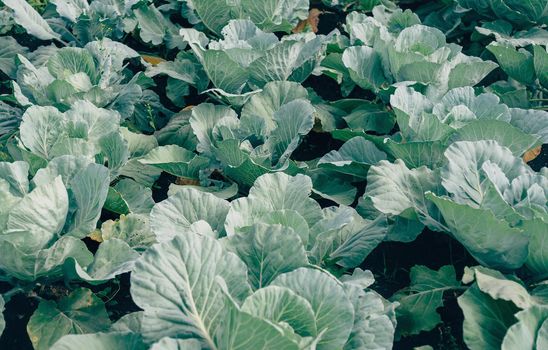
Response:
[[141, 55, 165, 66], [523, 145, 541, 162], [292, 9, 321, 34], [88, 229, 103, 243]]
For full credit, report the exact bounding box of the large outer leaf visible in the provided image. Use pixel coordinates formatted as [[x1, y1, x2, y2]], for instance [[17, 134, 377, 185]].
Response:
[[50, 333, 146, 350], [32, 155, 97, 187], [509, 108, 548, 143], [464, 266, 532, 309], [458, 284, 519, 350], [0, 295, 4, 338], [487, 44, 535, 85], [267, 99, 315, 165], [3, 0, 61, 40], [202, 50, 248, 94], [215, 301, 299, 350], [318, 137, 387, 178], [364, 160, 444, 230], [447, 58, 498, 90], [65, 163, 109, 238], [272, 268, 355, 350], [239, 0, 309, 32], [108, 179, 155, 215], [98, 132, 129, 178], [502, 305, 548, 350], [309, 169, 358, 206], [248, 39, 318, 86], [138, 145, 208, 179], [241, 285, 317, 336], [225, 173, 322, 235], [534, 45, 548, 88], [448, 120, 540, 157], [240, 81, 308, 138], [3, 176, 68, 253], [427, 193, 529, 270], [65, 239, 140, 285], [0, 236, 92, 282], [343, 46, 388, 92], [20, 106, 66, 160], [134, 5, 167, 46], [50, 0, 89, 22], [226, 223, 308, 289], [27, 288, 110, 350], [391, 265, 460, 336], [383, 139, 446, 169], [0, 37, 28, 78], [525, 218, 548, 276], [330, 215, 387, 268], [189, 103, 238, 154], [155, 109, 198, 149], [0, 160, 29, 197], [441, 140, 529, 207], [130, 233, 251, 345], [344, 285, 395, 350], [189, 0, 239, 34], [150, 188, 230, 242], [119, 128, 157, 158]]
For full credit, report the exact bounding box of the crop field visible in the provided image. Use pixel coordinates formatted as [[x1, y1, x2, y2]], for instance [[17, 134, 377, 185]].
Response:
[[0, 0, 547, 349]]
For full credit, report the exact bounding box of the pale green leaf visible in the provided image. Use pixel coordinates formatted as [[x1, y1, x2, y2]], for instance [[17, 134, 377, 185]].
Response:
[[0, 295, 5, 338], [344, 285, 396, 350], [318, 137, 386, 178], [225, 173, 322, 236], [272, 267, 355, 350], [65, 163, 110, 238], [502, 305, 548, 350], [458, 284, 519, 350], [150, 338, 201, 350], [130, 233, 251, 344], [241, 285, 317, 336], [464, 266, 532, 309], [50, 333, 146, 350], [3, 176, 68, 253], [19, 106, 66, 160], [427, 193, 529, 270], [66, 239, 140, 285], [150, 188, 230, 242], [364, 160, 444, 229], [342, 46, 387, 92], [3, 0, 61, 40], [215, 301, 299, 350], [139, 145, 208, 179], [226, 223, 308, 289], [441, 140, 529, 207]]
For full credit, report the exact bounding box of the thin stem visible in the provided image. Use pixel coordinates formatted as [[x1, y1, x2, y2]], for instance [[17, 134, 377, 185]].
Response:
[[2, 287, 24, 302], [55, 37, 70, 47]]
